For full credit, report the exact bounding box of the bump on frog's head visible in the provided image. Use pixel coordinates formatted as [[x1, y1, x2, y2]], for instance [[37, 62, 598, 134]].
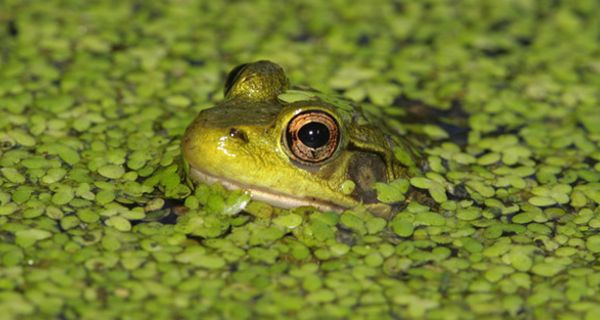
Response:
[[224, 60, 289, 101]]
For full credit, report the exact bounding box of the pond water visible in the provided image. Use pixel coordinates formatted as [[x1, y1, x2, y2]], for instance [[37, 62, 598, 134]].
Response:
[[1, 1, 600, 319]]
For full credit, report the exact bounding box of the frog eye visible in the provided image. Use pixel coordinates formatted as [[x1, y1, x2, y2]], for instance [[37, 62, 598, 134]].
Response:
[[223, 61, 289, 100], [285, 111, 339, 164], [224, 63, 248, 97]]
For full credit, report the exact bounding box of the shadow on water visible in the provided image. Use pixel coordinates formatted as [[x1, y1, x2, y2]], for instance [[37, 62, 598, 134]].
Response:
[[393, 95, 471, 147], [7, 20, 18, 37], [129, 198, 187, 226]]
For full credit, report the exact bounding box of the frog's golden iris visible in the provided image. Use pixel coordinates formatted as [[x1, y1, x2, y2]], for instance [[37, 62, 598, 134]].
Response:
[[182, 60, 420, 214], [285, 110, 339, 164]]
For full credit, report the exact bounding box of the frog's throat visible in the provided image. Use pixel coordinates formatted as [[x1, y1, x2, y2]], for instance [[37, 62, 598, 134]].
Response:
[[188, 166, 346, 213]]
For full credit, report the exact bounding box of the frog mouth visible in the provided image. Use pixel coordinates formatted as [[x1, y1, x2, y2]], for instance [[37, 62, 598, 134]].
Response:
[[188, 166, 346, 213]]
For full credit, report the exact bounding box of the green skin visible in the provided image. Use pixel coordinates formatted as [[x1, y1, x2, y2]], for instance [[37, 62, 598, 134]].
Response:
[[182, 61, 420, 214]]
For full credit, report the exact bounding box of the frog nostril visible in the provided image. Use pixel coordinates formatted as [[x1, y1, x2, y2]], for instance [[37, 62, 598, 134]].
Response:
[[229, 128, 249, 143]]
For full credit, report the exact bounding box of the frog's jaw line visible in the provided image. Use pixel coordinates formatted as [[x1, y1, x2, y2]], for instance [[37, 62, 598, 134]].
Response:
[[188, 166, 346, 213]]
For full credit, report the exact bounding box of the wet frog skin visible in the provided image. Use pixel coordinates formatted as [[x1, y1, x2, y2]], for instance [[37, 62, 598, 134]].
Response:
[[182, 61, 420, 213]]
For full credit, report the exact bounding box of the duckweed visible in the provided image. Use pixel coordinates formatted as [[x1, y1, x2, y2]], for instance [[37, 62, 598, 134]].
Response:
[[1, 0, 600, 319]]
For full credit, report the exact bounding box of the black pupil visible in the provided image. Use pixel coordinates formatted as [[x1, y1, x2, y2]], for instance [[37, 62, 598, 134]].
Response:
[[298, 122, 329, 148]]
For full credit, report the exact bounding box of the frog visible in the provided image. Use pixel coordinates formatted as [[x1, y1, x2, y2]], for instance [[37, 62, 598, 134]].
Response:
[[182, 60, 421, 215]]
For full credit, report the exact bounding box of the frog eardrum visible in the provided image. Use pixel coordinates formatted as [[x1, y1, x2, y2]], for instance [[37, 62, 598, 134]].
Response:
[[284, 110, 340, 164]]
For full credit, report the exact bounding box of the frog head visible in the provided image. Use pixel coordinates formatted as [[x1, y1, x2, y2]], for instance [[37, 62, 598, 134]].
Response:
[[182, 61, 419, 213]]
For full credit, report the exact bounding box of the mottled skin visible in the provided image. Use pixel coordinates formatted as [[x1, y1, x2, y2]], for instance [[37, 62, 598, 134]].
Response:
[[182, 61, 420, 214]]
